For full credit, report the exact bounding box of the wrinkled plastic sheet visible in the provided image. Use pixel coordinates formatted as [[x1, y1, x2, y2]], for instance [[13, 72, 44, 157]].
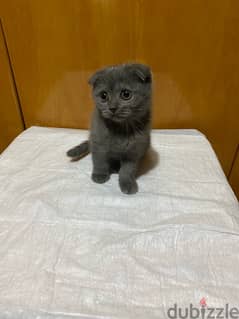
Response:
[[0, 126, 238, 319]]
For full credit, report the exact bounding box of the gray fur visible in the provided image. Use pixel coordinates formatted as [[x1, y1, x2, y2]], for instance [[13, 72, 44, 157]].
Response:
[[67, 63, 152, 194]]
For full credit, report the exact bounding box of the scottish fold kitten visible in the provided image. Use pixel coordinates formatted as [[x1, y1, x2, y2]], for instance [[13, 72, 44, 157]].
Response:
[[67, 63, 152, 194]]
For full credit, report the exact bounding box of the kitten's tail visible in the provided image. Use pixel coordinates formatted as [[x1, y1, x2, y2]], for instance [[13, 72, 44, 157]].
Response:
[[67, 140, 90, 159]]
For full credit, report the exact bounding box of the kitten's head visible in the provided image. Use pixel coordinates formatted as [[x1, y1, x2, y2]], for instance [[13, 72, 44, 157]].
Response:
[[89, 63, 152, 123]]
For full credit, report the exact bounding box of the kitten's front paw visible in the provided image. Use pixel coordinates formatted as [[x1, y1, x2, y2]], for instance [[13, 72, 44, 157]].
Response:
[[92, 173, 110, 184], [119, 179, 138, 195]]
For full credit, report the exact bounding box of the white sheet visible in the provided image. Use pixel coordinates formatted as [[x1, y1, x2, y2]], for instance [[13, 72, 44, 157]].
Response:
[[0, 126, 238, 319]]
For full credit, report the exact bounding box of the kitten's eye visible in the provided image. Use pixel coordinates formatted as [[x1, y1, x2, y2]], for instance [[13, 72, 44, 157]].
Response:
[[120, 89, 132, 100], [100, 91, 108, 102]]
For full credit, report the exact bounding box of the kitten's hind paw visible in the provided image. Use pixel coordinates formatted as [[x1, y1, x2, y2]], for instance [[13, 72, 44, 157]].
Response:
[[119, 179, 138, 195], [92, 173, 110, 184]]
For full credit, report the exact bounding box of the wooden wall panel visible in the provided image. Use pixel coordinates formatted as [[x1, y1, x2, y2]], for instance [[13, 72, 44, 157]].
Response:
[[229, 146, 239, 200], [0, 20, 24, 153], [1, 0, 239, 175]]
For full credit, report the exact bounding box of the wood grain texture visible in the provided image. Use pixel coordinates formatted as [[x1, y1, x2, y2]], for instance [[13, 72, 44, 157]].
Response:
[[0, 20, 24, 153], [1, 0, 239, 174], [229, 146, 239, 200]]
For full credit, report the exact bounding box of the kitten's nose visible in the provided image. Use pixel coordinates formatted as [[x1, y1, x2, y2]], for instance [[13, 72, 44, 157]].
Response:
[[109, 106, 117, 113]]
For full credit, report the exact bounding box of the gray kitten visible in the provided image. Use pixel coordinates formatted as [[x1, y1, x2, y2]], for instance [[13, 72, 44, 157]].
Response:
[[67, 63, 152, 194]]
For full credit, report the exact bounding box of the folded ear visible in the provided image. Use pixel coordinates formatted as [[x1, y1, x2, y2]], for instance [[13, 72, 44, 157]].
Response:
[[88, 69, 106, 87], [130, 64, 152, 83]]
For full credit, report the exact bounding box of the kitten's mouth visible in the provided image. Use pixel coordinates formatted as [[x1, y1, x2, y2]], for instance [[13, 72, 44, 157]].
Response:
[[101, 110, 131, 123], [111, 111, 131, 122], [110, 115, 128, 123]]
